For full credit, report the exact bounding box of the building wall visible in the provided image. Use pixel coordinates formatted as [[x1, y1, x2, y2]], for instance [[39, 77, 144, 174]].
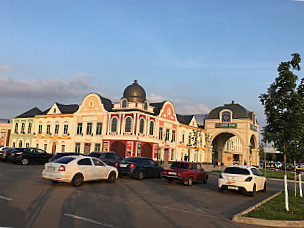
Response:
[[10, 118, 34, 148], [0, 122, 12, 147]]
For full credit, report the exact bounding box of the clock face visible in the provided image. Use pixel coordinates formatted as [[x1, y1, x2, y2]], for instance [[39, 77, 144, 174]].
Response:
[[222, 112, 231, 122]]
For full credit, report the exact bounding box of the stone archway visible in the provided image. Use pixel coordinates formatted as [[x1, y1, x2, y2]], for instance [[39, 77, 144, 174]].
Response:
[[111, 141, 126, 158], [141, 143, 153, 158]]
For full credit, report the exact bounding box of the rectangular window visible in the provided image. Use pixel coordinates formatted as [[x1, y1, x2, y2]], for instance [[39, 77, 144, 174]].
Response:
[[182, 134, 185, 143], [55, 124, 59, 134], [64, 124, 68, 135], [96, 122, 102, 135], [165, 129, 170, 141], [26, 143, 29, 148], [159, 127, 163, 140], [62, 145, 65, 152], [95, 143, 101, 152], [44, 144, 47, 151], [172, 130, 176, 142], [77, 123, 82, 135], [46, 125, 51, 135], [188, 135, 191, 145], [170, 149, 175, 161], [86, 122, 92, 135], [28, 122, 32, 134], [38, 125, 42, 134], [36, 144, 39, 148], [75, 143, 81, 153]]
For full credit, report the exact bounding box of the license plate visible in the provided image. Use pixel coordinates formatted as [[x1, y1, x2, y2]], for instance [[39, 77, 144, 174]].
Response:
[[120, 164, 127, 168], [47, 167, 55, 172], [228, 186, 238, 190], [168, 172, 177, 175]]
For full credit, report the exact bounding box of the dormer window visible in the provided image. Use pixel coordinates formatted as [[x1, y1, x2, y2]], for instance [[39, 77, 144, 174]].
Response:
[[53, 108, 56, 114], [89, 101, 94, 108], [122, 99, 127, 108]]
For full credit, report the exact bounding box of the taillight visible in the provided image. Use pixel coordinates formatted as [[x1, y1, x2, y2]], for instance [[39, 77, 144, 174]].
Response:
[[219, 174, 223, 179], [115, 162, 118, 167], [58, 165, 65, 172], [163, 171, 167, 175], [245, 177, 252, 182], [130, 163, 136, 169], [178, 173, 182, 177]]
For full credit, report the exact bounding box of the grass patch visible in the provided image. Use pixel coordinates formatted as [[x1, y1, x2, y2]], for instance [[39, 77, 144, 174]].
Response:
[[260, 170, 304, 181], [246, 191, 304, 220], [210, 170, 223, 173]]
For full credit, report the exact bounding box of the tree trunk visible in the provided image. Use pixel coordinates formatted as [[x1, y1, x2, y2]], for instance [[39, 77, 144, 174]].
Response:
[[294, 160, 297, 197]]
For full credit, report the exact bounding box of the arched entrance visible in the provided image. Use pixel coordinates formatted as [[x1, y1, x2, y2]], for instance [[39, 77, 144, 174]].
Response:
[[111, 141, 126, 158], [52, 142, 56, 154], [18, 140, 23, 148], [141, 143, 152, 158]]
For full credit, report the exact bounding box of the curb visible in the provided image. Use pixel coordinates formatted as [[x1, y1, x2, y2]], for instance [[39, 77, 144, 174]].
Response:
[[232, 191, 304, 227]]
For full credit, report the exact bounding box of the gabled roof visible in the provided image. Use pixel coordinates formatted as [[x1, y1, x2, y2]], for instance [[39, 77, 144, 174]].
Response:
[[150, 101, 166, 116], [15, 107, 42, 118], [194, 114, 208, 128], [176, 114, 194, 125], [97, 94, 113, 111], [55, 102, 79, 114]]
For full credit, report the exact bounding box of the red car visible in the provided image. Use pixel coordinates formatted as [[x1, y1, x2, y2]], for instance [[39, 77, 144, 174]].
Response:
[[162, 161, 208, 186]]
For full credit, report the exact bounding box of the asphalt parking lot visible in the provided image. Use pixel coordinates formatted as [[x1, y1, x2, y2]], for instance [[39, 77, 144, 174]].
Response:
[[0, 162, 285, 228]]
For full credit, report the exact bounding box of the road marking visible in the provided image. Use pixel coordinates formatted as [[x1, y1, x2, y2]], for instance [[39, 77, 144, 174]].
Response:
[[0, 195, 13, 201], [64, 213, 117, 227]]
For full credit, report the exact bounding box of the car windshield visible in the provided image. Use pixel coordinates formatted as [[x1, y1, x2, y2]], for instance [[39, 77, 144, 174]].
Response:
[[224, 167, 250, 175], [54, 157, 76, 164], [170, 162, 190, 169]]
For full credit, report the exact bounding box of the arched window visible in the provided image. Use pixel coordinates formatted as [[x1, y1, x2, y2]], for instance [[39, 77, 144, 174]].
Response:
[[144, 101, 148, 110], [21, 122, 25, 134], [139, 118, 145, 134], [122, 99, 127, 108], [111, 117, 118, 132], [18, 140, 23, 148], [149, 121, 154, 135], [15, 123, 18, 134], [125, 117, 132, 132]]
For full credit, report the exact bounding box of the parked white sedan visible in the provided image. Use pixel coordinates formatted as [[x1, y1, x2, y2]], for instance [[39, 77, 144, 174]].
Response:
[[218, 165, 266, 197], [42, 156, 118, 186]]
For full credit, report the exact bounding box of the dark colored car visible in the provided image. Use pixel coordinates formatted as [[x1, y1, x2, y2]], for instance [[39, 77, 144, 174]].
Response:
[[88, 151, 123, 166], [0, 147, 21, 162], [116, 157, 163, 180], [162, 161, 209, 186], [7, 147, 53, 165], [50, 152, 83, 162]]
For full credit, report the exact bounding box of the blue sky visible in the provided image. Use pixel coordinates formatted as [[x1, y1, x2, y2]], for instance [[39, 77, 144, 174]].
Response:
[[0, 0, 304, 129]]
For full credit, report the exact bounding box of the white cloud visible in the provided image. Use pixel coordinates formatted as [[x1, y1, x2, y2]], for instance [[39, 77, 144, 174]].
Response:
[[173, 100, 211, 114], [0, 65, 12, 72], [0, 75, 96, 99], [148, 94, 165, 102]]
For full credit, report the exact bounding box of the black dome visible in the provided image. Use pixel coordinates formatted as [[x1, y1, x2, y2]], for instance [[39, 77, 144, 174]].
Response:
[[123, 80, 146, 103], [207, 101, 253, 120]]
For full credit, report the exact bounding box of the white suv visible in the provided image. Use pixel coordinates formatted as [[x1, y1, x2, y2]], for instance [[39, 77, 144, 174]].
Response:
[[218, 165, 266, 197], [42, 156, 118, 186]]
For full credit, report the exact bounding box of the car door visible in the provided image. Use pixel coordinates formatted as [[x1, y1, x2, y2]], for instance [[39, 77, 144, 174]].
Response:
[[35, 148, 49, 163], [251, 168, 263, 190], [147, 159, 160, 177], [104, 153, 115, 166], [196, 163, 205, 181], [92, 158, 108, 180], [190, 163, 199, 180], [77, 158, 95, 180]]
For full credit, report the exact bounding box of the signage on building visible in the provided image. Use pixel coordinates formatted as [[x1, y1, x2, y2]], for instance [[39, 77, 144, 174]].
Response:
[[153, 144, 158, 159], [127, 141, 133, 157], [103, 141, 109, 151], [250, 124, 257, 132], [137, 142, 141, 157], [215, 123, 237, 128]]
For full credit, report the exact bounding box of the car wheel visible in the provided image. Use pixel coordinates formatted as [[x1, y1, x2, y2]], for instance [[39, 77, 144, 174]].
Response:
[[20, 157, 29, 165], [219, 187, 224, 193], [137, 171, 144, 180], [186, 177, 193, 186], [107, 171, 116, 183], [71, 174, 83, 187], [249, 185, 257, 197], [203, 176, 208, 184], [262, 182, 266, 192]]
